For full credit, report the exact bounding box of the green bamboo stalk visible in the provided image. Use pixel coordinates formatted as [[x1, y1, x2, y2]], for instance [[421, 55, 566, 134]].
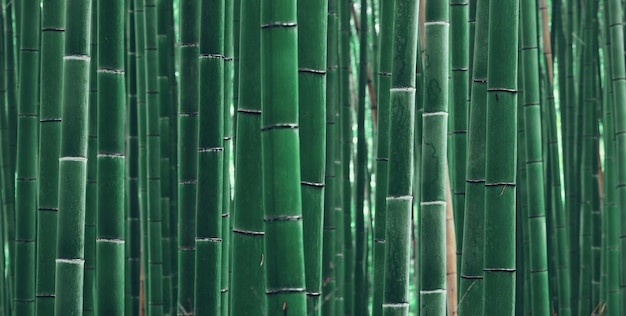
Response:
[[381, 0, 418, 314], [517, 62, 530, 314], [458, 0, 488, 313], [165, 0, 178, 308], [54, 0, 92, 314], [83, 5, 97, 314], [1, 1, 16, 309], [482, 0, 518, 313], [321, 0, 338, 311], [95, 0, 126, 314], [419, 0, 449, 313], [221, 0, 234, 312], [338, 0, 354, 312], [450, 0, 469, 281], [14, 0, 40, 314], [177, 0, 200, 313], [194, 0, 225, 313], [0, 9, 8, 316], [412, 22, 424, 316], [35, 0, 66, 314], [297, 0, 328, 311], [354, 0, 366, 314], [230, 0, 265, 313], [125, 0, 141, 312], [260, 0, 307, 312], [577, 2, 595, 313], [144, 0, 164, 312], [372, 0, 393, 313], [606, 0, 626, 312], [520, 0, 550, 313], [602, 1, 623, 311], [156, 0, 173, 312]]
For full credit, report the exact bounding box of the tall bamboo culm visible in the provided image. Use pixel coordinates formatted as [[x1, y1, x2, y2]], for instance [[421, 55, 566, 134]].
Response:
[[125, 0, 141, 312], [297, 0, 328, 311], [54, 0, 92, 314], [230, 0, 266, 312], [194, 0, 225, 313], [96, 0, 126, 314], [35, 0, 66, 314], [177, 0, 200, 313], [459, 0, 489, 313], [260, 0, 307, 312], [420, 0, 449, 313], [381, 0, 418, 314], [519, 0, 550, 313], [14, 1, 40, 314], [483, 0, 518, 313], [372, 0, 393, 313], [321, 0, 338, 311]]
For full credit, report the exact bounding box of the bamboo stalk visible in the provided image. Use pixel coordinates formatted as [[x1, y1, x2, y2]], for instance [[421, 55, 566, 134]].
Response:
[[446, 165, 458, 316], [54, 0, 92, 313]]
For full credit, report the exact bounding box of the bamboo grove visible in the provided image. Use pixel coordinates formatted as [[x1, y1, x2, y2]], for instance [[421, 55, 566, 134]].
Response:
[[1, 0, 626, 315]]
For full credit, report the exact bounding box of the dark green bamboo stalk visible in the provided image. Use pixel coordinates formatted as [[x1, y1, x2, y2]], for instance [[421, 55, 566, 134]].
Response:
[[577, 2, 595, 314], [194, 0, 224, 313], [420, 0, 449, 313], [519, 0, 550, 313], [338, 0, 353, 312], [125, 0, 141, 312], [230, 0, 265, 313], [221, 0, 234, 312], [354, 0, 367, 314], [95, 0, 126, 314], [144, 0, 164, 312], [450, 0, 469, 280], [297, 0, 328, 312], [35, 0, 66, 314], [0, 8, 8, 315], [14, 0, 40, 314], [260, 0, 307, 312], [156, 0, 173, 312], [458, 0, 488, 313], [321, 0, 338, 311], [381, 0, 418, 314], [83, 5, 97, 314], [603, 1, 623, 313], [482, 0, 518, 313], [54, 0, 92, 314], [372, 0, 393, 314], [177, 0, 200, 313], [412, 21, 424, 316]]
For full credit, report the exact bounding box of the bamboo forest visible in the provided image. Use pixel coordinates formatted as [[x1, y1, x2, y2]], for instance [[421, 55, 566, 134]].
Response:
[[0, 0, 625, 315]]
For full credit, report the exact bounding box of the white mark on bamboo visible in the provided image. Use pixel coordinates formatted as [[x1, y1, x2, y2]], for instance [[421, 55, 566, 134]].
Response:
[[420, 289, 447, 294], [59, 157, 87, 162], [56, 258, 85, 264], [98, 68, 125, 74], [425, 21, 450, 26], [96, 238, 125, 244], [423, 111, 448, 117], [420, 201, 446, 206], [386, 195, 412, 201], [382, 303, 410, 308], [390, 87, 416, 92], [64, 55, 90, 61]]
